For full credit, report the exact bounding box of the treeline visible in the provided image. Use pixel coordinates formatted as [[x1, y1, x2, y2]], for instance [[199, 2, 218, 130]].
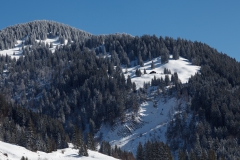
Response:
[[0, 93, 68, 152], [99, 141, 135, 160], [178, 149, 224, 160], [136, 141, 173, 160]]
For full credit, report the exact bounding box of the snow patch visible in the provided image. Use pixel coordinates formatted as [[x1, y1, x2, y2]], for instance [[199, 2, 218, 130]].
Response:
[[0, 36, 70, 58], [0, 40, 24, 59]]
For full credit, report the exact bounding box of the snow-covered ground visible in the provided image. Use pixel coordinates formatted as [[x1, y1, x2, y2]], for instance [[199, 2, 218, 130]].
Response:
[[0, 141, 117, 160], [96, 97, 185, 156], [96, 56, 200, 156], [0, 40, 24, 59], [124, 56, 200, 89], [36, 36, 68, 53], [0, 36, 68, 59]]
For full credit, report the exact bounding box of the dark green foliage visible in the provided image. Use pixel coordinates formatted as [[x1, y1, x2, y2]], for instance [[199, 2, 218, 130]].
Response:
[[0, 20, 91, 50], [87, 132, 95, 150], [136, 142, 144, 160], [161, 50, 169, 64], [135, 69, 142, 77], [0, 94, 68, 152], [143, 68, 147, 74], [99, 141, 112, 156], [165, 75, 170, 86], [100, 141, 135, 160], [172, 46, 180, 60], [79, 142, 88, 157], [164, 68, 171, 74], [20, 156, 28, 160], [138, 54, 144, 67], [208, 150, 217, 160], [20, 156, 27, 160], [136, 141, 173, 160], [127, 75, 133, 89], [0, 41, 139, 150], [178, 149, 187, 160], [151, 61, 155, 69]]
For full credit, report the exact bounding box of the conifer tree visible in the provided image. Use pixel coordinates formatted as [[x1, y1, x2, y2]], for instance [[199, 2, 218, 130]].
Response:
[[178, 149, 187, 160], [127, 75, 132, 89], [208, 150, 217, 160], [87, 132, 95, 150], [144, 68, 147, 74], [136, 142, 144, 160], [79, 142, 88, 157], [151, 61, 155, 69]]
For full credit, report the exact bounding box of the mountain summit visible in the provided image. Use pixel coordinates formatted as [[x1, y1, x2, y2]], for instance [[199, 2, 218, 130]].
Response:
[[0, 20, 91, 51]]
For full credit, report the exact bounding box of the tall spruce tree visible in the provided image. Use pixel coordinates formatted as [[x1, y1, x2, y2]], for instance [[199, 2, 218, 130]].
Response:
[[136, 142, 144, 160]]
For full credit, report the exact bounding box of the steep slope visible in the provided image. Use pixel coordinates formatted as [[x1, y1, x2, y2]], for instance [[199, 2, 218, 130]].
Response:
[[96, 56, 200, 156]]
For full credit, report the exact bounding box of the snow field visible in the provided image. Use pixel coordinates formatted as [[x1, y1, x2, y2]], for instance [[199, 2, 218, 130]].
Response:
[[0, 36, 68, 59], [0, 40, 24, 59], [0, 141, 118, 160], [124, 56, 200, 89], [96, 97, 186, 156]]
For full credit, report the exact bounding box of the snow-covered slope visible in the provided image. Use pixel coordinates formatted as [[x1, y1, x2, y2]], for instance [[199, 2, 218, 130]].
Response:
[[0, 141, 117, 160], [96, 96, 185, 156], [36, 36, 69, 53], [96, 56, 200, 156], [0, 36, 67, 59], [0, 40, 24, 59], [124, 56, 200, 89]]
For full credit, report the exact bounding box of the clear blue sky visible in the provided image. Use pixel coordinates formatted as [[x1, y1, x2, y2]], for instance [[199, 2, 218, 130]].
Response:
[[1, 1, 240, 61]]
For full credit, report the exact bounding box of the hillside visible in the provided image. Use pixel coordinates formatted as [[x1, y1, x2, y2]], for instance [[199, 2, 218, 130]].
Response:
[[1, 20, 240, 159], [0, 141, 117, 160], [0, 20, 91, 50], [97, 55, 200, 156]]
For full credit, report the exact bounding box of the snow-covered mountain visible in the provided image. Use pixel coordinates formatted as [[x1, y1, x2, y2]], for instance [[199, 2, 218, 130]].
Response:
[[3, 20, 239, 159], [0, 141, 117, 160]]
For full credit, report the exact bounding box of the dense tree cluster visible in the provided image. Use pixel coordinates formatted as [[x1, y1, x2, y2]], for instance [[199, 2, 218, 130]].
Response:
[[1, 43, 139, 132], [99, 141, 135, 160], [166, 45, 240, 159], [136, 141, 173, 160], [178, 149, 221, 160], [151, 72, 180, 91], [0, 20, 91, 50], [0, 94, 68, 152]]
